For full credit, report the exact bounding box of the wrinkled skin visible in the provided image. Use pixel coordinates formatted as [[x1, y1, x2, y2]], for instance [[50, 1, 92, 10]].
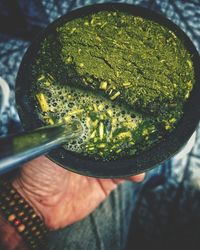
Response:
[[13, 156, 145, 230]]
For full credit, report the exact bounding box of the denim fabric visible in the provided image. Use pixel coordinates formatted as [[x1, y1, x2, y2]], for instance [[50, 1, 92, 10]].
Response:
[[0, 1, 200, 250]]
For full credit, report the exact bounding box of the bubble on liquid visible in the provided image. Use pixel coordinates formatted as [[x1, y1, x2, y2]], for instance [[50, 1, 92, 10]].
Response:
[[36, 79, 140, 159]]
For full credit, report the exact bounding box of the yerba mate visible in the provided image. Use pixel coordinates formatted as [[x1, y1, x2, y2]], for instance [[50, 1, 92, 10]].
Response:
[[31, 10, 194, 160]]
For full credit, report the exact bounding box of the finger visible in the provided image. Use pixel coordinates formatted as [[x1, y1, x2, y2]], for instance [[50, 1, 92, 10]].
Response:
[[112, 179, 125, 185], [127, 173, 146, 182]]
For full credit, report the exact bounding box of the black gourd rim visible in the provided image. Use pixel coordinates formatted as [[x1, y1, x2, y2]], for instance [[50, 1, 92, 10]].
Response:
[[16, 3, 200, 178]]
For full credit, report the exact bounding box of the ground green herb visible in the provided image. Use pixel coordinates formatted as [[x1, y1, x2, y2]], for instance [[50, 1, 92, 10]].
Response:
[[31, 10, 195, 160]]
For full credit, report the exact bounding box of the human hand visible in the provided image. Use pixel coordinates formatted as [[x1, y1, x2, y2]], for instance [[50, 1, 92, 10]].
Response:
[[12, 156, 145, 230]]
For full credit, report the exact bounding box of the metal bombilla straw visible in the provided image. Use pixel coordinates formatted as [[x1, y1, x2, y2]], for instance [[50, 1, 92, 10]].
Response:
[[0, 120, 83, 175]]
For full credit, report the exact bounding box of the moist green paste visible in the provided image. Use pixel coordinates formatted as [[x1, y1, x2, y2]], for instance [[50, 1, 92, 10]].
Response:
[[31, 10, 194, 160]]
